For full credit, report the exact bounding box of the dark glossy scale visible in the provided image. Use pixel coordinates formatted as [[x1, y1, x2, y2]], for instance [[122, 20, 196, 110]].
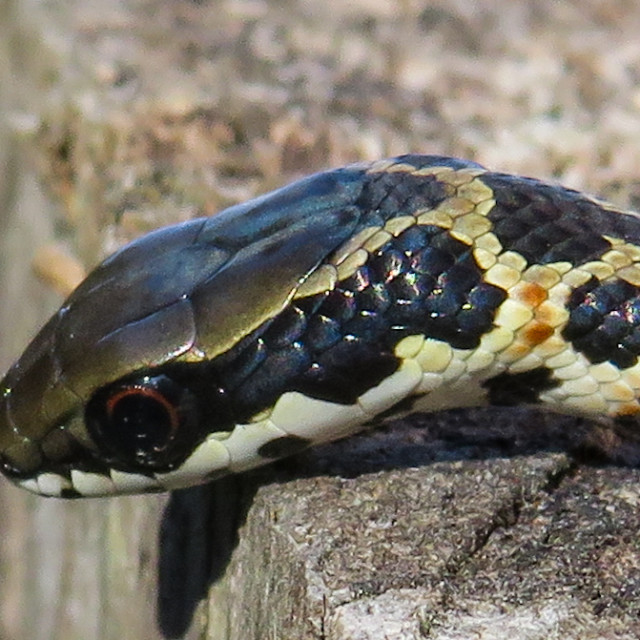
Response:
[[481, 171, 640, 371], [349, 155, 482, 234], [483, 172, 640, 265], [483, 368, 557, 405], [564, 277, 640, 368], [210, 223, 507, 420]]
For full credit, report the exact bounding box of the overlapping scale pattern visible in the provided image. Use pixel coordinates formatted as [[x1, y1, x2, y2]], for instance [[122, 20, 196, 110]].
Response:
[[215, 223, 507, 419]]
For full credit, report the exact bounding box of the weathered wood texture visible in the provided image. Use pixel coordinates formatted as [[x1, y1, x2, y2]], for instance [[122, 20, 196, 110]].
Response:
[[2, 1, 640, 639]]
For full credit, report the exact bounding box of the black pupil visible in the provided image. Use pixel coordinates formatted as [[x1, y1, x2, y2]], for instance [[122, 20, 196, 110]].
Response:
[[109, 392, 173, 455]]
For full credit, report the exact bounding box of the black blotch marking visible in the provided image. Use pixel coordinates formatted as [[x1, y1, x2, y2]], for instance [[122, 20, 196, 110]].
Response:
[[258, 435, 313, 459], [563, 276, 640, 368], [370, 225, 507, 349], [222, 336, 267, 390], [294, 343, 400, 404], [60, 487, 83, 499], [305, 314, 343, 351], [229, 341, 313, 416], [261, 305, 307, 349], [353, 161, 451, 229], [483, 173, 621, 266], [483, 367, 558, 406]]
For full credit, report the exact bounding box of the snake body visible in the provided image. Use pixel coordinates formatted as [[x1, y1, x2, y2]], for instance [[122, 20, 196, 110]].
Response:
[[2, 154, 640, 497]]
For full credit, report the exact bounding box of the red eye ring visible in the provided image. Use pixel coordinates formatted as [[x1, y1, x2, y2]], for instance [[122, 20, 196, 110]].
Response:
[[85, 373, 202, 471], [106, 385, 181, 435]]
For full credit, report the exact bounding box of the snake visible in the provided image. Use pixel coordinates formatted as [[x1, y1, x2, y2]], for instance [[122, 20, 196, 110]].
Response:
[[2, 154, 640, 498]]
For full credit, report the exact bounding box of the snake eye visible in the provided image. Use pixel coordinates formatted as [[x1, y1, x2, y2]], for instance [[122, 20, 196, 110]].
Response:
[[85, 374, 200, 471]]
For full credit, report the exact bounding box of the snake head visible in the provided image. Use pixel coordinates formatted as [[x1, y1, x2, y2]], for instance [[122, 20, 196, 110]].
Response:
[[0, 168, 364, 497], [0, 217, 212, 497]]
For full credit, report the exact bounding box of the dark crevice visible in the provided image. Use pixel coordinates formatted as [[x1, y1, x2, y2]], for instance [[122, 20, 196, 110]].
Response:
[[441, 456, 579, 579]]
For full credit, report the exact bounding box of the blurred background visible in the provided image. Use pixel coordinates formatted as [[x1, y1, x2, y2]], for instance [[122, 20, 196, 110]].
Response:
[[2, 1, 640, 639]]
